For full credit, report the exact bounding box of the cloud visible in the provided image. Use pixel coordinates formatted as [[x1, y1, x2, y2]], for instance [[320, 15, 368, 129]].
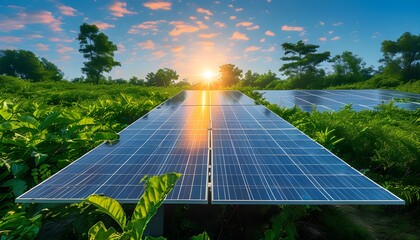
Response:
[[49, 37, 72, 42], [247, 25, 259, 30], [204, 16, 210, 20], [236, 21, 253, 27], [128, 20, 166, 34], [189, 16, 196, 20], [92, 21, 115, 30], [171, 45, 185, 52], [169, 21, 200, 36], [197, 8, 213, 16], [235, 8, 243, 12], [35, 43, 49, 51], [109, 1, 136, 17], [281, 25, 304, 31], [58, 5, 77, 16], [214, 21, 226, 28], [199, 33, 219, 38], [262, 46, 275, 52], [230, 31, 249, 41], [333, 22, 343, 26], [229, 16, 237, 20], [27, 34, 43, 39], [244, 46, 260, 52], [265, 30, 275, 36], [0, 36, 22, 43], [143, 1, 172, 10], [260, 38, 266, 43], [197, 41, 214, 47], [319, 37, 327, 42], [0, 11, 62, 32], [56, 45, 74, 54], [331, 36, 340, 41], [196, 21, 208, 29], [152, 50, 166, 58], [138, 40, 155, 49], [117, 43, 126, 53], [319, 21, 325, 26]]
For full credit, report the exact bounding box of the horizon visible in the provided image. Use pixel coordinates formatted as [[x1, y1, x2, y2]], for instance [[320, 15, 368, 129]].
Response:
[[1, 0, 419, 83]]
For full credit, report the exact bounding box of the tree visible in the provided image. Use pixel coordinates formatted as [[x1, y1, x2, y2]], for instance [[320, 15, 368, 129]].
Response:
[[254, 70, 279, 88], [77, 23, 120, 84], [145, 68, 179, 87], [329, 51, 374, 86], [129, 76, 146, 86], [219, 64, 242, 87], [242, 70, 260, 86], [381, 32, 420, 81], [279, 40, 330, 88], [0, 49, 63, 82]]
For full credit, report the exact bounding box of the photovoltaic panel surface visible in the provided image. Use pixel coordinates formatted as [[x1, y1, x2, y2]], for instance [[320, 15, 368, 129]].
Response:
[[211, 104, 404, 204], [258, 90, 420, 112], [17, 92, 211, 204], [17, 90, 404, 205]]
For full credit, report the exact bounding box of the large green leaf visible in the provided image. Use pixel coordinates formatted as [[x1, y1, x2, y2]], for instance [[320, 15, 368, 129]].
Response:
[[84, 195, 127, 231], [88, 221, 120, 240], [18, 116, 40, 129], [190, 232, 211, 240], [39, 111, 61, 130], [1, 178, 27, 196], [11, 163, 29, 178], [131, 173, 181, 238]]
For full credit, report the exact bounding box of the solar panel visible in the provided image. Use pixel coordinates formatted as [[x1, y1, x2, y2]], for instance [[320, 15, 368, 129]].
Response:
[[17, 90, 404, 205], [17, 92, 211, 204], [258, 90, 420, 112], [211, 104, 404, 204]]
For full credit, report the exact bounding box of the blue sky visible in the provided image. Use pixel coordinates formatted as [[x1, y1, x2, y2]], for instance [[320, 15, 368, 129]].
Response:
[[1, 0, 419, 83]]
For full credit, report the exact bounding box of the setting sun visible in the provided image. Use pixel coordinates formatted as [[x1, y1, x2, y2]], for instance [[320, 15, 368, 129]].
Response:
[[202, 70, 216, 83]]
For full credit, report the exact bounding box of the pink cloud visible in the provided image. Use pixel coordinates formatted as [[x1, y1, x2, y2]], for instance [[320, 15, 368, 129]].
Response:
[[262, 46, 275, 52], [58, 5, 77, 16], [244, 46, 260, 52], [196, 21, 208, 29], [0, 36, 22, 43], [92, 21, 115, 30], [109, 1, 136, 17], [56, 45, 74, 54], [27, 34, 43, 39], [197, 8, 213, 16], [319, 37, 327, 42], [152, 50, 166, 58], [198, 41, 214, 47], [247, 25, 259, 30], [117, 43, 126, 53], [49, 37, 72, 42], [35, 43, 49, 51], [260, 38, 266, 43], [204, 16, 210, 20], [320, 21, 325, 26], [331, 36, 340, 41], [143, 1, 172, 10], [189, 16, 197, 20], [230, 31, 249, 41], [265, 30, 275, 36], [138, 40, 155, 49], [236, 21, 253, 27], [171, 45, 185, 52], [0, 11, 62, 32], [235, 8, 243, 12], [169, 21, 200, 36], [198, 33, 219, 38], [229, 16, 237, 20], [128, 20, 166, 34], [214, 21, 226, 28], [281, 25, 304, 31]]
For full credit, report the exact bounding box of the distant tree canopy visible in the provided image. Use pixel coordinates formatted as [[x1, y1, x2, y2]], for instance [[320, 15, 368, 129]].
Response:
[[219, 64, 242, 87], [146, 68, 179, 87], [280, 40, 330, 88], [0, 49, 63, 82], [328, 51, 374, 86], [77, 23, 120, 84], [381, 32, 420, 81]]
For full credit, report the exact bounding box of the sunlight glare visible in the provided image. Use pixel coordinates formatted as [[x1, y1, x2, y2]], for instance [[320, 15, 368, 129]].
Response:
[[202, 70, 216, 83]]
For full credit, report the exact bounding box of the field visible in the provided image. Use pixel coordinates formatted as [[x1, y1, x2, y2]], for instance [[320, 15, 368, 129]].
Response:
[[1, 76, 419, 239]]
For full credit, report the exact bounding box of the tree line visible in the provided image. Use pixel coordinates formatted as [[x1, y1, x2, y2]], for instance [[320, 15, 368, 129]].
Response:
[[0, 22, 419, 89], [217, 32, 420, 89]]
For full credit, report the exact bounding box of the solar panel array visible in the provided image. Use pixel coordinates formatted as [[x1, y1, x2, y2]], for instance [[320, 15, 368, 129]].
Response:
[[258, 90, 420, 112], [17, 90, 404, 205]]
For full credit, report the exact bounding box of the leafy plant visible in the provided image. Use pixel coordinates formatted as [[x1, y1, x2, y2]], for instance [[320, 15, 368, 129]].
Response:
[[264, 206, 308, 240], [82, 173, 181, 240]]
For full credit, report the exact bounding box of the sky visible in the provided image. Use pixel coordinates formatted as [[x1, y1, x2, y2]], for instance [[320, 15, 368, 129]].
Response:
[[1, 0, 419, 83]]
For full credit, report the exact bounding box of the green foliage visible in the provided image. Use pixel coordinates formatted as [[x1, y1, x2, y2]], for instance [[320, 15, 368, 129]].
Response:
[[190, 231, 210, 240], [0, 49, 63, 82], [77, 23, 121, 84], [83, 173, 181, 240], [0, 208, 43, 240], [146, 68, 179, 87], [328, 51, 374, 86], [219, 64, 243, 87], [264, 206, 308, 240]]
